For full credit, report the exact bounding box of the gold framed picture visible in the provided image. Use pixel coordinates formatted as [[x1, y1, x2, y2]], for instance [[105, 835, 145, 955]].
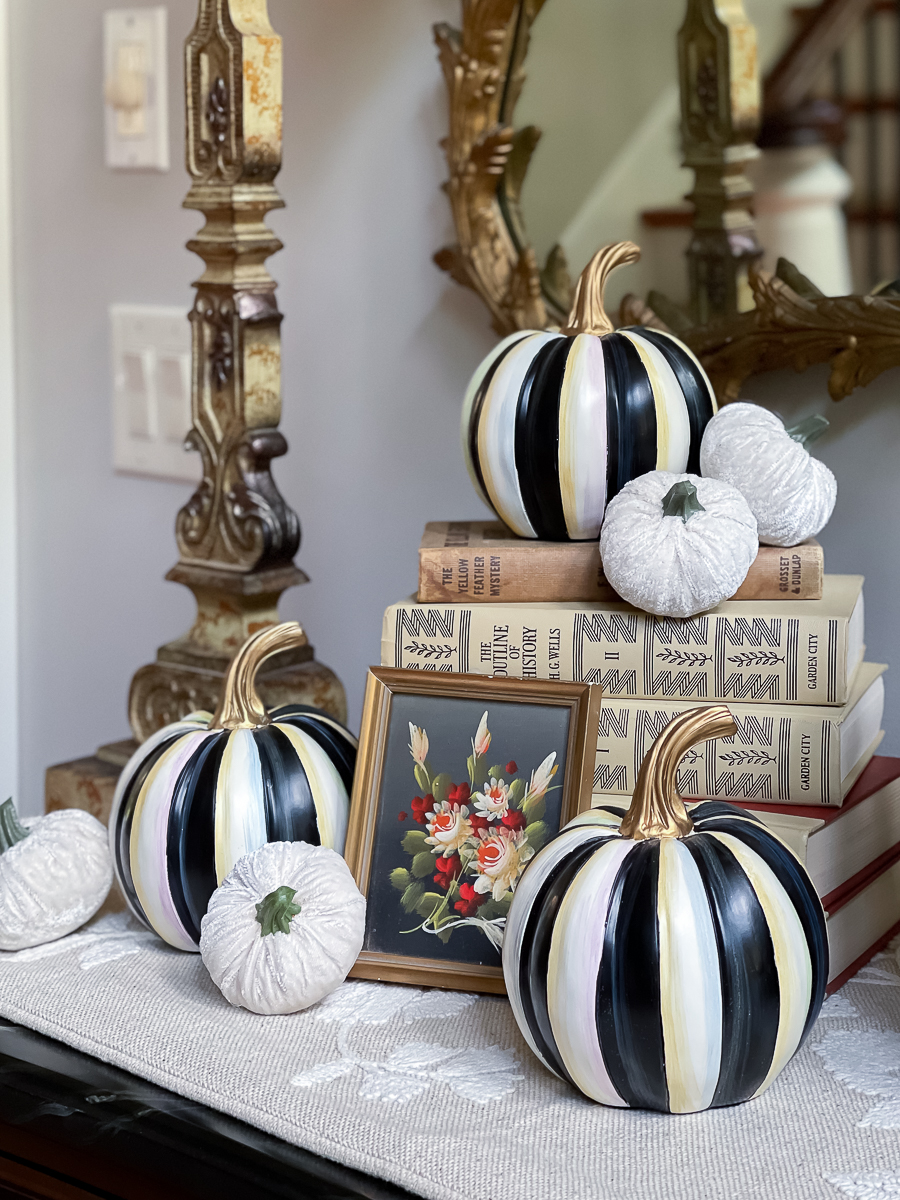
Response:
[[345, 668, 602, 994]]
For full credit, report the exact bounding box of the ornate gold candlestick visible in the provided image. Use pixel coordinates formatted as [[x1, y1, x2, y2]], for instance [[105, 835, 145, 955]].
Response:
[[128, 0, 345, 742], [678, 0, 762, 324]]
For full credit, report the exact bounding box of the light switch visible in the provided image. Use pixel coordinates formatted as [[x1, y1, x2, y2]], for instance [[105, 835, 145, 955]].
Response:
[[111, 305, 197, 482], [103, 8, 168, 170]]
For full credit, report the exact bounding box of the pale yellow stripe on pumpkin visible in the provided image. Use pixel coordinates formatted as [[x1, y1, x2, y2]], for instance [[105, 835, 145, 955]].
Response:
[[277, 723, 348, 852], [620, 331, 670, 469], [128, 745, 170, 920], [710, 831, 812, 1097], [657, 839, 722, 1112]]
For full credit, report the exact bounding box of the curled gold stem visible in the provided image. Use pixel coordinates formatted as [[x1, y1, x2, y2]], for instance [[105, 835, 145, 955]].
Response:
[[619, 705, 737, 841], [209, 621, 308, 731], [560, 241, 641, 337]]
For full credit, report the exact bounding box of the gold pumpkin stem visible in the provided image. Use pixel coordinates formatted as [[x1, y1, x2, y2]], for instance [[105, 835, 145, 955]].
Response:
[[209, 622, 309, 732], [560, 241, 642, 337], [619, 705, 737, 841]]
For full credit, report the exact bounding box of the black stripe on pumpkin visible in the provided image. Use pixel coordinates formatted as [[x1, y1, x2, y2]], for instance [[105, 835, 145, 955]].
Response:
[[690, 802, 767, 828], [468, 335, 530, 506], [174, 730, 228, 940], [603, 333, 657, 497], [270, 706, 356, 795], [635, 328, 715, 474], [115, 732, 185, 929], [516, 834, 613, 1084], [701, 816, 828, 1048], [253, 724, 321, 845], [514, 335, 571, 541], [596, 840, 669, 1112], [685, 833, 781, 1107], [165, 731, 228, 945]]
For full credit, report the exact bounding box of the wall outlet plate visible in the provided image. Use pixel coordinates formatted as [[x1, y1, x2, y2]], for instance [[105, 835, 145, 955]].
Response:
[[111, 305, 197, 483], [103, 7, 168, 171]]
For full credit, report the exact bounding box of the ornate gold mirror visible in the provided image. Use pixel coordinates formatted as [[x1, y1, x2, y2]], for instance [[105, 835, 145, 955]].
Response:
[[435, 0, 900, 402]]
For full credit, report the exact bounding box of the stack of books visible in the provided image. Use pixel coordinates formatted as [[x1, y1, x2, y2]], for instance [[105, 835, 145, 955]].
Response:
[[382, 520, 895, 992]]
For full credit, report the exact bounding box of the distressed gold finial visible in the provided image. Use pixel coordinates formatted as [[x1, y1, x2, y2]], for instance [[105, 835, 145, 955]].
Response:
[[620, 705, 737, 840]]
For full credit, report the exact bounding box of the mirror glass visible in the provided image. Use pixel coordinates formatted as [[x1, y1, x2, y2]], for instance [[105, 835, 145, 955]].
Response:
[[514, 0, 797, 312]]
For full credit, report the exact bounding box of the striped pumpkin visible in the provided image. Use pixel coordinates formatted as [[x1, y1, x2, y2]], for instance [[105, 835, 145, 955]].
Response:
[[502, 706, 828, 1113], [462, 242, 717, 541], [109, 623, 356, 953]]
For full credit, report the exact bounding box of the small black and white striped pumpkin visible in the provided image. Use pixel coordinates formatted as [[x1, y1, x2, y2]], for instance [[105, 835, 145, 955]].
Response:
[[109, 623, 356, 953], [462, 242, 718, 541], [502, 706, 828, 1113]]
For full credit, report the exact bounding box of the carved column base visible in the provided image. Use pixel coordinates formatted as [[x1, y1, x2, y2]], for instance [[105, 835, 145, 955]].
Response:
[[128, 562, 347, 742]]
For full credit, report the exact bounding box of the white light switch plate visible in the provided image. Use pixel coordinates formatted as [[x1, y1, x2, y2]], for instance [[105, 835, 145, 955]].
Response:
[[104, 7, 169, 170], [111, 305, 197, 483]]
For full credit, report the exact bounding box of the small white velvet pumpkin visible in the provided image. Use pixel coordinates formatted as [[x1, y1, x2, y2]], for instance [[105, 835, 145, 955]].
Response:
[[599, 470, 758, 618], [0, 801, 112, 951], [200, 841, 365, 1015], [699, 402, 837, 546]]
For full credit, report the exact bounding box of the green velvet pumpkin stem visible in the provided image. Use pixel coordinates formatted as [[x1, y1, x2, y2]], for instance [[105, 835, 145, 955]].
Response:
[[785, 414, 829, 449], [0, 799, 29, 854], [209, 622, 309, 731], [255, 886, 302, 937], [560, 241, 641, 337], [661, 480, 706, 523]]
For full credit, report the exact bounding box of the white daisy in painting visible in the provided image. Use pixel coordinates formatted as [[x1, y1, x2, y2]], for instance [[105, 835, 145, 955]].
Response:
[[472, 828, 534, 901], [473, 777, 510, 820]]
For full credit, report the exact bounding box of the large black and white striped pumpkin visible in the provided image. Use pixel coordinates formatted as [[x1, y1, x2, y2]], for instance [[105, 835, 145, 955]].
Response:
[[109, 623, 356, 953], [462, 242, 717, 540], [502, 706, 828, 1113]]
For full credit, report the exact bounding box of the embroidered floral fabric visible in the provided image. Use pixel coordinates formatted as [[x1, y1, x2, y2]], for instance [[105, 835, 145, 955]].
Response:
[[0, 915, 898, 1200]]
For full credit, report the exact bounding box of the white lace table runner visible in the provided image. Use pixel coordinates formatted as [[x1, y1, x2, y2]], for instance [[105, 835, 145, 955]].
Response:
[[0, 913, 898, 1200]]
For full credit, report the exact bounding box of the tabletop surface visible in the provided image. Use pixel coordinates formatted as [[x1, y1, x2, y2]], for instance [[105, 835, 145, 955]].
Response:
[[0, 1018, 416, 1200]]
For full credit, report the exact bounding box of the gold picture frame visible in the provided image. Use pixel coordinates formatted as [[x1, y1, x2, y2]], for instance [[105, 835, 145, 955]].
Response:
[[345, 668, 602, 993]]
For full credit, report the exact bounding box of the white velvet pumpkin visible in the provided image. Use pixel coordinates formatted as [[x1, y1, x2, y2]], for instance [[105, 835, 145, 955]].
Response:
[[599, 470, 758, 618], [200, 841, 366, 1015], [0, 801, 112, 951], [699, 402, 837, 546]]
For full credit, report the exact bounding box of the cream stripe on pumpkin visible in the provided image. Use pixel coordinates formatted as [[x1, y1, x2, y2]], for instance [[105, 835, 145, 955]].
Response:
[[215, 729, 268, 886], [276, 723, 349, 854], [477, 333, 556, 538], [558, 334, 608, 539], [547, 837, 632, 1106], [461, 331, 528, 510], [710, 831, 812, 1097], [649, 328, 718, 414], [621, 331, 691, 472], [657, 839, 722, 1113], [131, 730, 214, 953]]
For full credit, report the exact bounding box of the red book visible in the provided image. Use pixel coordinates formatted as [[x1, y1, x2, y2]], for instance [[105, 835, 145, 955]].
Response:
[[822, 843, 900, 992], [738, 756, 900, 900]]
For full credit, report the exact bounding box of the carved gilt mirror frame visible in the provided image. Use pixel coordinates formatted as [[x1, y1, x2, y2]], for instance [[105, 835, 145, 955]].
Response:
[[434, 0, 900, 402]]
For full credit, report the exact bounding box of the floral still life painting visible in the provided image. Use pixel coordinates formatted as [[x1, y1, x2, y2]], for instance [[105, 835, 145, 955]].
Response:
[[391, 711, 558, 953]]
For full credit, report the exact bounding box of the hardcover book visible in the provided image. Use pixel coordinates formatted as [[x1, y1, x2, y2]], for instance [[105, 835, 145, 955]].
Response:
[[823, 845, 900, 990], [383, 575, 865, 707], [588, 661, 885, 806], [418, 521, 824, 604]]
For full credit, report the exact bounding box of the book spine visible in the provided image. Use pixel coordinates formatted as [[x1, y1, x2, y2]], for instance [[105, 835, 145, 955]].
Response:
[[382, 600, 849, 706], [417, 540, 824, 604], [591, 698, 842, 806]]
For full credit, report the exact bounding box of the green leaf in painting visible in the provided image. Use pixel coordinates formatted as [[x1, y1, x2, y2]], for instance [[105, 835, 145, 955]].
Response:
[[507, 779, 525, 806], [414, 764, 430, 795], [522, 793, 545, 822], [401, 881, 425, 913], [488, 764, 505, 781], [431, 773, 452, 804], [477, 895, 511, 921], [436, 926, 454, 944], [389, 868, 411, 892], [415, 891, 444, 919], [467, 753, 476, 786], [402, 830, 429, 855], [524, 820, 549, 853], [411, 851, 435, 879]]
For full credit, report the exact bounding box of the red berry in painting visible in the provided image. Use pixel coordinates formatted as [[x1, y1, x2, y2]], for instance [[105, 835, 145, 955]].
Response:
[[447, 782, 470, 806], [501, 810, 526, 831], [469, 814, 490, 834], [505, 761, 517, 775], [398, 811, 407, 822]]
